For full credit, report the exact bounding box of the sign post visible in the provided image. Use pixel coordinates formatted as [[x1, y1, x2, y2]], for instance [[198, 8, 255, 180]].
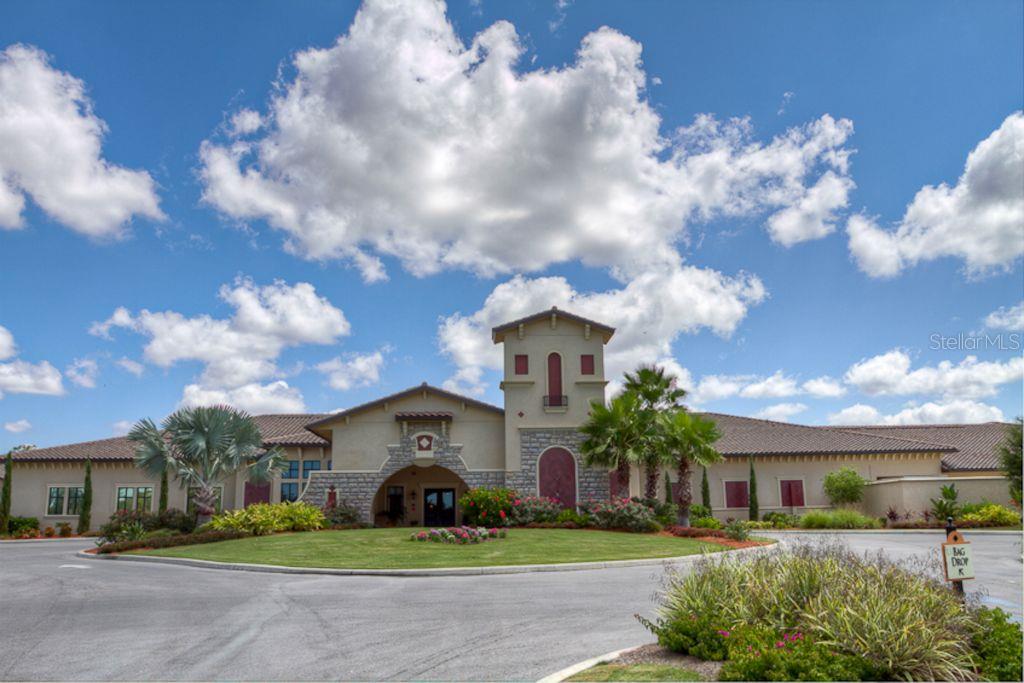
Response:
[[942, 516, 973, 599]]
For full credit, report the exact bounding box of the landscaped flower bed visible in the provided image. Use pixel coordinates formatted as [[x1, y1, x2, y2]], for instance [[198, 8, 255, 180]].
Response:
[[410, 526, 507, 544], [638, 539, 1023, 681]]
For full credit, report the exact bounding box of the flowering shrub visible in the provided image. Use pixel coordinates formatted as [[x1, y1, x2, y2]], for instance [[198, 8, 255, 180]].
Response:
[[510, 496, 561, 525], [321, 499, 364, 528], [957, 503, 1021, 527], [459, 487, 516, 526], [409, 526, 507, 544], [208, 502, 325, 535], [692, 516, 722, 530], [664, 525, 727, 539], [717, 626, 880, 681], [582, 498, 659, 532]]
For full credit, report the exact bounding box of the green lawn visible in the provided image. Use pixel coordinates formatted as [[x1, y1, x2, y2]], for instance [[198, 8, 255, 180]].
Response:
[[133, 528, 719, 569], [566, 663, 703, 681]]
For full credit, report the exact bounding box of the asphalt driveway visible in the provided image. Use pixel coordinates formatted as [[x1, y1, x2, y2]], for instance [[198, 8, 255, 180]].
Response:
[[0, 532, 1020, 681]]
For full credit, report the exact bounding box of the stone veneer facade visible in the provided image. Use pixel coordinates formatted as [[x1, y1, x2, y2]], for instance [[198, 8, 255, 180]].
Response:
[[302, 424, 609, 522]]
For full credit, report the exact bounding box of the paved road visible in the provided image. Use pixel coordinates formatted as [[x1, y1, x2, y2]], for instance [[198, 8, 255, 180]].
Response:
[[1, 532, 1020, 681]]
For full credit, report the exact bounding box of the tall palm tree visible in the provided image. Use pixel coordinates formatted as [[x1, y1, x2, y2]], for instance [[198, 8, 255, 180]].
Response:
[[659, 410, 722, 526], [623, 364, 687, 498], [580, 392, 645, 498], [129, 406, 284, 525]]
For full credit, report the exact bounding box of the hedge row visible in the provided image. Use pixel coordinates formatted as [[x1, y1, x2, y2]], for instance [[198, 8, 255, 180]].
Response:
[[96, 529, 251, 554]]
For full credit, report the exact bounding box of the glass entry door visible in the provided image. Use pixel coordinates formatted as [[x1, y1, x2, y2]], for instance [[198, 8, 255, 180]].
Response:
[[423, 488, 456, 526]]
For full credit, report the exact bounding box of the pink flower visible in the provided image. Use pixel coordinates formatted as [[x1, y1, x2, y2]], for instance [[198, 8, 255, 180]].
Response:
[[775, 641, 785, 648], [717, 630, 730, 637]]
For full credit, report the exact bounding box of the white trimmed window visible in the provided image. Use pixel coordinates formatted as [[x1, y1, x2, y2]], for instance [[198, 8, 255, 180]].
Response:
[[46, 485, 85, 516], [116, 485, 154, 512]]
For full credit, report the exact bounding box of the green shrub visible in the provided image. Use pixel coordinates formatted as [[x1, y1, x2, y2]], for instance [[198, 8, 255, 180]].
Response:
[[692, 516, 722, 530], [637, 612, 730, 661], [155, 508, 196, 534], [718, 626, 880, 681], [459, 487, 516, 526], [799, 509, 881, 529], [649, 541, 977, 681], [6, 516, 39, 535], [724, 519, 749, 541], [554, 508, 590, 527], [762, 511, 800, 528], [745, 520, 775, 529], [583, 498, 660, 532], [689, 503, 711, 519], [822, 467, 867, 506], [322, 500, 363, 527], [635, 497, 678, 526], [971, 607, 1023, 681], [96, 529, 250, 554], [665, 525, 727, 538], [143, 528, 180, 541], [57, 522, 73, 537], [208, 502, 324, 535], [510, 496, 561, 525], [958, 504, 1021, 528], [931, 483, 961, 521]]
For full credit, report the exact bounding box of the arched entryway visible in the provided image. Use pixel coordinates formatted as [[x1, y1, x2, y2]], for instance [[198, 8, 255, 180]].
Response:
[[373, 464, 468, 527], [538, 447, 577, 508]]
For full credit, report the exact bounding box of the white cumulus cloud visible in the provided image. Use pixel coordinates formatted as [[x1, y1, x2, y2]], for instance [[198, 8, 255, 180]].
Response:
[[844, 349, 1023, 399], [317, 348, 388, 391], [802, 375, 846, 397], [112, 420, 134, 436], [3, 419, 31, 433], [829, 399, 1005, 426], [0, 44, 163, 237], [66, 358, 99, 388], [200, 0, 854, 283], [0, 325, 64, 398], [91, 277, 350, 410], [739, 371, 801, 399], [115, 357, 144, 377], [753, 402, 807, 421], [985, 301, 1024, 331], [847, 112, 1024, 278]]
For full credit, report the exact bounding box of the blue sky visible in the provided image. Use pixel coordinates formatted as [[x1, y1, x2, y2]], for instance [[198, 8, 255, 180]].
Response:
[[1, 0, 1022, 450]]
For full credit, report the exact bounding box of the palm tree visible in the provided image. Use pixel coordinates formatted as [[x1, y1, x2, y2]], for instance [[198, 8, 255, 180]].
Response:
[[580, 392, 645, 498], [659, 410, 722, 526], [129, 406, 284, 526], [623, 365, 688, 498]]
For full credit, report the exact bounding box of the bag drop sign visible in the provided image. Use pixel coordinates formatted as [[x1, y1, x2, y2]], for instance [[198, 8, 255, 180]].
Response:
[[943, 542, 974, 581]]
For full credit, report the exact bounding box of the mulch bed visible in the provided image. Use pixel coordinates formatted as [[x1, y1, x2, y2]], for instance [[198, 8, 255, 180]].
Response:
[[696, 536, 772, 550], [614, 644, 722, 680]]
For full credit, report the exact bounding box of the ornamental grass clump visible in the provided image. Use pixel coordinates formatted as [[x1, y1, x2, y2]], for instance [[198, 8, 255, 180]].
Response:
[[645, 540, 984, 681]]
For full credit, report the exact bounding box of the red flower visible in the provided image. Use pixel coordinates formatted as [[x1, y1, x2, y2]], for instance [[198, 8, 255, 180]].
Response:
[[499, 510, 506, 519]]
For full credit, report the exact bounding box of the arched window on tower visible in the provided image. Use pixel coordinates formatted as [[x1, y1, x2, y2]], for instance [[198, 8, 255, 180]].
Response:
[[545, 352, 565, 407]]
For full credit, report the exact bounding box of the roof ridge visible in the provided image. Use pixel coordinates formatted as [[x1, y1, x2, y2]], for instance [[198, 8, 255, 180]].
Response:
[[304, 382, 503, 430]]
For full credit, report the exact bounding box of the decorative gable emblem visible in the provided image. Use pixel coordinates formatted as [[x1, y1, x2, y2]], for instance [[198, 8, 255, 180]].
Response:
[[417, 435, 434, 451]]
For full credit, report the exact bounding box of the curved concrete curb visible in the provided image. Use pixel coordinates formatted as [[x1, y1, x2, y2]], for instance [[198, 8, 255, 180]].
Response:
[[536, 644, 645, 683], [77, 542, 773, 577], [0, 537, 95, 545], [761, 529, 1021, 535]]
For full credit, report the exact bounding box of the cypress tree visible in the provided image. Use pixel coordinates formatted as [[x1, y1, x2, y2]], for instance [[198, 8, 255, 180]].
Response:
[[77, 459, 93, 534], [701, 467, 711, 510], [158, 469, 169, 513], [748, 457, 759, 521], [0, 452, 12, 534]]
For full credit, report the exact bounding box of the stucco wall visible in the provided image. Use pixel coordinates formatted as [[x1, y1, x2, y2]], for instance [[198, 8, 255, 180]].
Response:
[[659, 453, 945, 521], [323, 392, 505, 472], [499, 317, 608, 472], [862, 476, 1012, 517]]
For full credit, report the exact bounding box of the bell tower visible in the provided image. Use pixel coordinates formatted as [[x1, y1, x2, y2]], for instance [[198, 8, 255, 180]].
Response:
[[491, 307, 614, 501]]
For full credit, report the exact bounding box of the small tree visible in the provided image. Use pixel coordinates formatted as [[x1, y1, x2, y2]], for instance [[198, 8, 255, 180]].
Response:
[[701, 467, 711, 509], [748, 457, 759, 521], [158, 469, 169, 513], [823, 466, 867, 507], [77, 459, 93, 534], [998, 418, 1022, 506], [0, 451, 11, 534]]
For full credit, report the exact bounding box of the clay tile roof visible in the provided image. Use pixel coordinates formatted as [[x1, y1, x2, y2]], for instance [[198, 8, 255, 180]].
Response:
[[11, 414, 330, 462], [491, 307, 615, 342], [304, 383, 503, 430], [832, 423, 1013, 471], [697, 413, 957, 457], [394, 411, 454, 421]]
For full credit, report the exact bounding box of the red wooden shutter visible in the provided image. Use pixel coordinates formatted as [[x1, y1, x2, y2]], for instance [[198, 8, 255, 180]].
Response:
[[725, 481, 749, 508], [781, 480, 804, 507], [580, 354, 595, 375], [547, 353, 562, 398], [514, 354, 529, 375]]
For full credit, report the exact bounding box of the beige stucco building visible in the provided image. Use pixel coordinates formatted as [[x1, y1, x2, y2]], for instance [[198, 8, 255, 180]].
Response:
[[3, 308, 1014, 530]]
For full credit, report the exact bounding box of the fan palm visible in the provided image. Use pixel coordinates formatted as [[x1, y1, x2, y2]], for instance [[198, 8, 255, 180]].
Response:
[[129, 405, 284, 525], [623, 364, 688, 498], [659, 409, 722, 525], [580, 392, 645, 497]]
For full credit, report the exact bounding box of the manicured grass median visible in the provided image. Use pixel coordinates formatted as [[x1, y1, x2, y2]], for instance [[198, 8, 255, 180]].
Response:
[[133, 528, 719, 569], [566, 663, 703, 681]]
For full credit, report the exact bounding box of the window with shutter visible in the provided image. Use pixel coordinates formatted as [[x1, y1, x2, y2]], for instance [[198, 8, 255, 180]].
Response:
[[514, 354, 529, 375], [724, 480, 749, 508], [580, 354, 595, 375]]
